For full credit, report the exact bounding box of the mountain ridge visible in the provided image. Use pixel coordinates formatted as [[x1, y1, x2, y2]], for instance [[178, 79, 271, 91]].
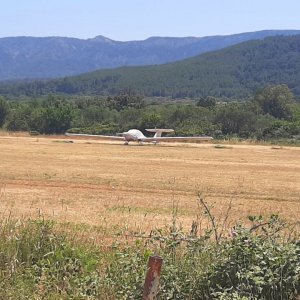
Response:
[[1, 34, 300, 99], [1, 30, 300, 81]]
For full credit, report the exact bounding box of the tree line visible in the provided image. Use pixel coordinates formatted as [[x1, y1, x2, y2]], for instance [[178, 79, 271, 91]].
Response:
[[0, 84, 299, 142]]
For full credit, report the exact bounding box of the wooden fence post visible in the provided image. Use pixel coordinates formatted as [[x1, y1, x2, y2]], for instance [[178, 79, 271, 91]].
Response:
[[142, 255, 163, 300]]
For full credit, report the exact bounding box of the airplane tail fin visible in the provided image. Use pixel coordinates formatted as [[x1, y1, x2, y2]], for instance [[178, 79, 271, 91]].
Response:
[[146, 128, 174, 138]]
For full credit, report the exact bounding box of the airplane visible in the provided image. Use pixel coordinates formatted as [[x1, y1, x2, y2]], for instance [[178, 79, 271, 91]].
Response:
[[65, 128, 213, 145]]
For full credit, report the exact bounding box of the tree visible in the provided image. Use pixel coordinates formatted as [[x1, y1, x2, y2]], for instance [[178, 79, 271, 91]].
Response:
[[254, 84, 295, 119], [0, 97, 9, 127], [5, 103, 31, 131], [196, 96, 217, 109], [75, 106, 114, 127], [107, 93, 145, 111], [31, 104, 73, 134], [140, 112, 162, 129], [214, 103, 257, 137]]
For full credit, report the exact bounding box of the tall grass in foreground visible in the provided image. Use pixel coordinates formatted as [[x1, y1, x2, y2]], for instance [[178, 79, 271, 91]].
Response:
[[0, 199, 299, 299]]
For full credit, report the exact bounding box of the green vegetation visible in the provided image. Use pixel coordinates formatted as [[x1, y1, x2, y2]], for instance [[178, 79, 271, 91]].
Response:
[[0, 202, 299, 299], [1, 35, 300, 98], [0, 96, 9, 127], [0, 85, 299, 143], [0, 219, 101, 299]]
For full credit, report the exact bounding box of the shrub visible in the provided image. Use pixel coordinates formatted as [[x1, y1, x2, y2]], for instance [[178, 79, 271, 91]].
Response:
[[199, 218, 300, 299], [0, 220, 101, 299], [0, 213, 299, 299]]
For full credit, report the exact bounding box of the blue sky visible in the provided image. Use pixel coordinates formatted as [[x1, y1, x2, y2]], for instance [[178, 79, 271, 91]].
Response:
[[1, 0, 300, 41]]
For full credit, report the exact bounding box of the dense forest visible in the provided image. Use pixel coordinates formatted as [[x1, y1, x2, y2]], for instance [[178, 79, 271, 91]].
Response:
[[1, 35, 300, 98], [0, 84, 299, 142]]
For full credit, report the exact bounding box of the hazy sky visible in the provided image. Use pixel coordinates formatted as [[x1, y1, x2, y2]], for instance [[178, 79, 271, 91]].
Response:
[[1, 0, 300, 41]]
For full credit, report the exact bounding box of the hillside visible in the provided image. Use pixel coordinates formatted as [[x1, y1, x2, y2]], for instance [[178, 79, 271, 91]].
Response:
[[0, 30, 299, 81], [1, 35, 300, 99]]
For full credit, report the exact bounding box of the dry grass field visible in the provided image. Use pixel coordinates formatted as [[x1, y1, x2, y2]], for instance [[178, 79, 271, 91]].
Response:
[[0, 133, 299, 235]]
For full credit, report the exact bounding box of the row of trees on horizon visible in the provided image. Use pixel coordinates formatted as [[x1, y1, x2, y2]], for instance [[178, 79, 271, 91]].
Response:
[[0, 84, 299, 142]]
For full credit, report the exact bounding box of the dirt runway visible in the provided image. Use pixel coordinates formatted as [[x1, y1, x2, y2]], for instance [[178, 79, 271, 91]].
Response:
[[0, 134, 299, 233]]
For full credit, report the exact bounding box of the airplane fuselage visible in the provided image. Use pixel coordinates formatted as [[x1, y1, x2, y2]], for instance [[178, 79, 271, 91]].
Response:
[[121, 129, 146, 143]]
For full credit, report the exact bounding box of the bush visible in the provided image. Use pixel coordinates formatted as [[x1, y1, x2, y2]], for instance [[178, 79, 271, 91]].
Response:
[[0, 213, 299, 299], [199, 217, 300, 299], [101, 213, 300, 299], [0, 220, 101, 299]]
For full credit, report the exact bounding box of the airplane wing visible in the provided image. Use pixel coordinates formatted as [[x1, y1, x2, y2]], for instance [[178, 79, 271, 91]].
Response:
[[65, 130, 213, 144], [144, 129, 213, 142], [140, 136, 213, 142], [65, 133, 124, 140]]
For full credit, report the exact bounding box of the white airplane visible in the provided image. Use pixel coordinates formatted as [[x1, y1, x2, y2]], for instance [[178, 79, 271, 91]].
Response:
[[65, 128, 213, 145]]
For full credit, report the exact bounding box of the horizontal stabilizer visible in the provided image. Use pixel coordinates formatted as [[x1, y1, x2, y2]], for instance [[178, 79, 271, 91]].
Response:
[[146, 128, 174, 133]]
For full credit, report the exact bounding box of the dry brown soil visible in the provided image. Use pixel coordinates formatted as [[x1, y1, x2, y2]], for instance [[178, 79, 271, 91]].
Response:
[[0, 133, 299, 234]]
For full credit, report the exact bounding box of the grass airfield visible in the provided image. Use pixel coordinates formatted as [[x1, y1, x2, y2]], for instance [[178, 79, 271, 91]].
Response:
[[0, 133, 300, 235]]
